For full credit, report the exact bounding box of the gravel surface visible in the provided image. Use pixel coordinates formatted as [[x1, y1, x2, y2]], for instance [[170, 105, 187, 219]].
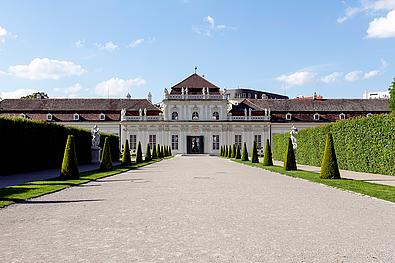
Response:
[[0, 156, 394, 262]]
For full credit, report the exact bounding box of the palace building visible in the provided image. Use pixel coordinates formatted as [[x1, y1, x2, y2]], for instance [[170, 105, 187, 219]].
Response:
[[0, 73, 389, 155]]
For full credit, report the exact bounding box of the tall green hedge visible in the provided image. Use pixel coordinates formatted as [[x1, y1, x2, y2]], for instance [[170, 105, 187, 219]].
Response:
[[0, 117, 119, 175], [272, 114, 395, 176]]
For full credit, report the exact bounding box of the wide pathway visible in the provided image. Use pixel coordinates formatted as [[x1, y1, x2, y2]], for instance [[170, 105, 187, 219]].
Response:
[[0, 156, 394, 262]]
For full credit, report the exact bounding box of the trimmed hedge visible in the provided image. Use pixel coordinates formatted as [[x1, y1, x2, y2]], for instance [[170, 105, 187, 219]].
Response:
[[320, 133, 340, 179], [272, 114, 395, 176], [284, 138, 297, 171], [0, 117, 119, 175], [60, 135, 80, 179], [100, 137, 113, 171]]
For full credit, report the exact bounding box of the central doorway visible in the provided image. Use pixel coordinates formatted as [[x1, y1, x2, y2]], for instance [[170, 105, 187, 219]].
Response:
[[187, 136, 204, 154]]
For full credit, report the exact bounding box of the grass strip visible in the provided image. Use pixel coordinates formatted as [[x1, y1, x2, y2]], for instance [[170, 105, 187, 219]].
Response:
[[231, 159, 395, 203], [0, 159, 163, 208]]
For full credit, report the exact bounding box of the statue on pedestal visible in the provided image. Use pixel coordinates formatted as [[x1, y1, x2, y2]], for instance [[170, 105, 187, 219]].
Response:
[[290, 125, 298, 150], [91, 125, 101, 164]]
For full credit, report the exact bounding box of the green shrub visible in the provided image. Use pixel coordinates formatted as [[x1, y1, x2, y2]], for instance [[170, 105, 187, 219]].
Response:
[[60, 135, 80, 179], [272, 114, 395, 176], [220, 146, 223, 156], [100, 137, 113, 171], [390, 78, 395, 113], [121, 140, 131, 166], [225, 145, 228, 157], [152, 144, 158, 159], [157, 144, 162, 158], [262, 139, 273, 166], [100, 133, 120, 162], [227, 145, 232, 158], [231, 144, 236, 158], [136, 141, 143, 163], [235, 145, 241, 159], [161, 145, 165, 158], [251, 141, 259, 163], [241, 142, 249, 161], [145, 143, 152, 162], [320, 133, 341, 179], [284, 138, 297, 171], [169, 146, 172, 156]]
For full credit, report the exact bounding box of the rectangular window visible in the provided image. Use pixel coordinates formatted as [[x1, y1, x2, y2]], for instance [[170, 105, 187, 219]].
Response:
[[254, 135, 262, 149], [149, 135, 156, 150], [212, 135, 220, 150], [171, 135, 179, 150], [235, 135, 242, 148], [129, 135, 137, 150]]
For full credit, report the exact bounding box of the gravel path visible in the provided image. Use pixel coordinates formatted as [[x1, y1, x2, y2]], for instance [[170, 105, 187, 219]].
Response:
[[0, 156, 394, 262]]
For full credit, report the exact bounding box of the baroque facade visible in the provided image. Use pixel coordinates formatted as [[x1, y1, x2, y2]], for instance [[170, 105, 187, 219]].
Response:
[[0, 73, 389, 155]]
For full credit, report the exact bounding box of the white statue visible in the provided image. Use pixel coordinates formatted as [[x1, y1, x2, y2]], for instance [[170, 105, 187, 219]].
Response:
[[185, 88, 188, 95], [290, 125, 298, 150], [91, 125, 100, 149], [121, 108, 126, 120], [244, 108, 247, 116], [202, 87, 206, 95], [181, 87, 185, 95], [139, 108, 142, 117], [144, 108, 147, 116]]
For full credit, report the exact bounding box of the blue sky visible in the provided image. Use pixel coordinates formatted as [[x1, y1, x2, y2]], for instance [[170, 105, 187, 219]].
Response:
[[0, 0, 394, 102]]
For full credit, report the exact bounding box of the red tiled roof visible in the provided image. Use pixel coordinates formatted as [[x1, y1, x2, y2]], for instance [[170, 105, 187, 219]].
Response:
[[170, 74, 221, 94]]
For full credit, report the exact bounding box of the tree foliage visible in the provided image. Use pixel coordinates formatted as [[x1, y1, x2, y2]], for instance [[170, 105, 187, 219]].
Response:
[[21, 92, 49, 100], [389, 78, 395, 113]]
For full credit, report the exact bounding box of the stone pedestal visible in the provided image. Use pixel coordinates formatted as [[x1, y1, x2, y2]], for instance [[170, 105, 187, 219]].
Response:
[[91, 147, 101, 164]]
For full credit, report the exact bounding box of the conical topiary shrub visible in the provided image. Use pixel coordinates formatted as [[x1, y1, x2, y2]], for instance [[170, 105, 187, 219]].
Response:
[[251, 141, 259, 163], [241, 142, 249, 161], [220, 146, 223, 156], [228, 145, 232, 158], [60, 135, 79, 179], [152, 144, 158, 159], [161, 145, 165, 158], [100, 137, 113, 171], [235, 145, 241, 159], [145, 143, 152, 162], [320, 133, 341, 179], [231, 144, 236, 158], [224, 145, 228, 157], [169, 146, 172, 156], [136, 141, 143, 163], [262, 139, 273, 166], [284, 137, 297, 171], [121, 140, 132, 166], [157, 144, 162, 158]]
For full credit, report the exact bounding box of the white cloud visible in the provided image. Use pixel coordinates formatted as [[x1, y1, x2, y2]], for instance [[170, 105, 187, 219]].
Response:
[[0, 26, 8, 43], [366, 9, 395, 38], [320, 72, 343, 83], [338, 0, 395, 23], [95, 41, 118, 51], [8, 58, 86, 80], [65, 83, 83, 97], [276, 71, 316, 87], [380, 58, 389, 68], [337, 7, 363, 23], [129, 38, 144, 48], [193, 16, 236, 37], [364, 70, 381, 79], [345, 71, 363, 82], [74, 39, 85, 48], [0, 88, 38, 99], [95, 77, 146, 97]]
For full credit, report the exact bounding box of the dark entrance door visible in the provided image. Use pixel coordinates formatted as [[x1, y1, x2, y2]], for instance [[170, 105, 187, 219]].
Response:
[[187, 136, 204, 154]]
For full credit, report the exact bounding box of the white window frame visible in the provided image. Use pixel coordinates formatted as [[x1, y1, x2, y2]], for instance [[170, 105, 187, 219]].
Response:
[[20, 113, 26, 118], [171, 112, 178, 120], [366, 113, 373, 117], [171, 135, 179, 150], [212, 111, 219, 120], [129, 135, 137, 150], [235, 135, 242, 148], [149, 134, 156, 150], [99, 113, 106, 120], [212, 135, 220, 150], [285, 113, 292, 121], [339, 113, 346, 120], [47, 113, 52, 121], [192, 111, 199, 120], [73, 113, 80, 121], [254, 135, 262, 149], [313, 113, 320, 121]]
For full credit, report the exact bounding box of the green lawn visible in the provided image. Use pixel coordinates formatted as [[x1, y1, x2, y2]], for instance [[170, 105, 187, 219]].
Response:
[[0, 159, 163, 208], [231, 159, 395, 203]]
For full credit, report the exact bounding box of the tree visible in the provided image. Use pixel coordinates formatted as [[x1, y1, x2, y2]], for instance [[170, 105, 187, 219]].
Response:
[[389, 78, 395, 113], [320, 133, 341, 179], [60, 135, 79, 179], [152, 144, 158, 159], [121, 140, 131, 166], [21, 92, 49, 100], [251, 141, 259, 163], [262, 139, 273, 166], [136, 141, 143, 163], [145, 143, 152, 162], [231, 144, 236, 158], [241, 142, 249, 161], [100, 137, 113, 171], [284, 137, 297, 171], [235, 145, 241, 159]]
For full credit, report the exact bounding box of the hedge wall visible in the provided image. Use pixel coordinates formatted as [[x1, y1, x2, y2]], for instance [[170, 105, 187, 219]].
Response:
[[272, 114, 395, 176], [0, 117, 119, 175]]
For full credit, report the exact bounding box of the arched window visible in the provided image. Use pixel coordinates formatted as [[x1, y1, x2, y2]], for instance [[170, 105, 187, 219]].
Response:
[[285, 113, 292, 121], [366, 113, 373, 117], [339, 113, 346, 120], [99, 113, 106, 120], [73, 113, 80, 121], [20, 113, 26, 119], [313, 113, 320, 121], [212, 111, 219, 120], [192, 112, 199, 120], [171, 112, 178, 120]]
